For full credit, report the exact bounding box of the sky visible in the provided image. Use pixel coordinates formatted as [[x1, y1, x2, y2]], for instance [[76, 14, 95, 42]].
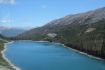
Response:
[[0, 0, 105, 29]]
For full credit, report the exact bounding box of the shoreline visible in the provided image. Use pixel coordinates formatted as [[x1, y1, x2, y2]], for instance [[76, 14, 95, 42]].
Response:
[[64, 45, 104, 60], [53, 42, 105, 61], [1, 41, 21, 70], [27, 40, 105, 61], [36, 40, 105, 61], [60, 44, 104, 61], [1, 40, 104, 70]]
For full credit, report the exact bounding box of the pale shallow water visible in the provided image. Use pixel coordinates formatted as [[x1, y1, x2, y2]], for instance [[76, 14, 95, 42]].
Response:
[[5, 40, 105, 70]]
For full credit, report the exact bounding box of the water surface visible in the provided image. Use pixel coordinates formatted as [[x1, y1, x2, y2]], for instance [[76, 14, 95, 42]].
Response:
[[5, 41, 105, 70]]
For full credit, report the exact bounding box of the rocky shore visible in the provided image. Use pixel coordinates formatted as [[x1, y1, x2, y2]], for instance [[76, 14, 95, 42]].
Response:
[[0, 40, 21, 70]]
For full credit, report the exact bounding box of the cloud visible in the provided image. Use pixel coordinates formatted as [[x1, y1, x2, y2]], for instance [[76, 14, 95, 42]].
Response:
[[0, 0, 16, 5], [0, 13, 12, 23], [0, 19, 11, 23]]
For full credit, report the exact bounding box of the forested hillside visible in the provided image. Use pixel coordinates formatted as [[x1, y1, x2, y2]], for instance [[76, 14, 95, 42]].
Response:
[[16, 7, 105, 59]]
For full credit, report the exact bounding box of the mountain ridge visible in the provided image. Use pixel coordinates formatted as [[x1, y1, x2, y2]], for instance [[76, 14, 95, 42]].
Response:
[[0, 26, 26, 37], [16, 7, 105, 59], [18, 7, 105, 36]]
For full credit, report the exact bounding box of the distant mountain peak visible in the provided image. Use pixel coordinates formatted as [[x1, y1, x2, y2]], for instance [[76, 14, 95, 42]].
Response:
[[45, 7, 105, 26], [18, 7, 105, 37], [0, 26, 26, 37]]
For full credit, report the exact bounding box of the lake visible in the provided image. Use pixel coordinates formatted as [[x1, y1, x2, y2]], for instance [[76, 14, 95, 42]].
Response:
[[4, 40, 105, 70]]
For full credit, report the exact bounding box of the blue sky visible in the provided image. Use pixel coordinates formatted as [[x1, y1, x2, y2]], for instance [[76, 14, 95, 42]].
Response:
[[0, 0, 105, 29]]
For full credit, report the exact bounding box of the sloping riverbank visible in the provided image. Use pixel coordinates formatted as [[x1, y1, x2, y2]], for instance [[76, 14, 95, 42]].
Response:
[[0, 40, 21, 70], [47, 41, 105, 60]]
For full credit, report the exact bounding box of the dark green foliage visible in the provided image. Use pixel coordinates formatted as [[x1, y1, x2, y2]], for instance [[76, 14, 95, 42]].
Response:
[[0, 36, 15, 70], [15, 19, 105, 59]]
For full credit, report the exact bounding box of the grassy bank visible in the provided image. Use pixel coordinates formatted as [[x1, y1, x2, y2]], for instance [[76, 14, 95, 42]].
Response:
[[0, 40, 15, 70]]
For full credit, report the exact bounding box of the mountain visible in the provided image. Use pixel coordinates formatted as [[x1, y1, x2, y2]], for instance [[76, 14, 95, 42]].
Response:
[[17, 7, 105, 59], [0, 27, 26, 37], [18, 7, 105, 36]]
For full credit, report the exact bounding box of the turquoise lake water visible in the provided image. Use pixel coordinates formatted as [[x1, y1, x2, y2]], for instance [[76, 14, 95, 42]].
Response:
[[5, 41, 105, 70]]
